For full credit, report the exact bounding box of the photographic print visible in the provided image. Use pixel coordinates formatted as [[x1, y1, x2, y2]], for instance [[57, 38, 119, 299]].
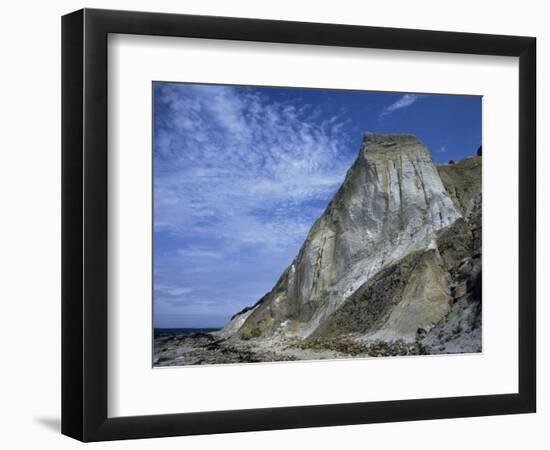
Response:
[[153, 82, 482, 367]]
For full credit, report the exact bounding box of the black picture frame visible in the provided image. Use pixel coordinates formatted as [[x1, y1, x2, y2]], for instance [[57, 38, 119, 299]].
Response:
[[61, 8, 536, 442]]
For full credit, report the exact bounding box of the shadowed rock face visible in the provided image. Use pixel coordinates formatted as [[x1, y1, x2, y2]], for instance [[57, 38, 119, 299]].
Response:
[[437, 156, 481, 219], [222, 133, 467, 342], [309, 247, 452, 342], [437, 156, 482, 250]]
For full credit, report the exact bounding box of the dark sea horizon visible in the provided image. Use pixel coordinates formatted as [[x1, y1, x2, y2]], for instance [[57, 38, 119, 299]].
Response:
[[154, 327, 221, 338]]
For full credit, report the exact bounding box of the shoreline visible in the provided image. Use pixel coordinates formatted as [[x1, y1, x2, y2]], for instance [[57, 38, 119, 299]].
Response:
[[153, 330, 480, 367]]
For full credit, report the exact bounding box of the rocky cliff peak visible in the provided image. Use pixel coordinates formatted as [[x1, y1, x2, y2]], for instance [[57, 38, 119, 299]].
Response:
[[220, 133, 464, 342], [362, 131, 430, 148]]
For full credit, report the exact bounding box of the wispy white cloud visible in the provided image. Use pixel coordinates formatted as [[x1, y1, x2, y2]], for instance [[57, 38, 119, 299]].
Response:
[[153, 83, 354, 327], [154, 84, 353, 251], [154, 284, 193, 298], [176, 247, 224, 260], [379, 94, 421, 119]]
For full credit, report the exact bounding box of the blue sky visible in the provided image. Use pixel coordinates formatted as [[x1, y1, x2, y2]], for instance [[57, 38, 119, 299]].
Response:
[[153, 82, 481, 328]]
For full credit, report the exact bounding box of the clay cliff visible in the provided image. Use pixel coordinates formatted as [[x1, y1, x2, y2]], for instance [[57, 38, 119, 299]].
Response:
[[219, 133, 482, 355]]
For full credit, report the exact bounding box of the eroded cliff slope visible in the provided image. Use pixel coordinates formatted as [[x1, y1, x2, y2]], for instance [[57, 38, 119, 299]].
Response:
[[220, 133, 481, 351]]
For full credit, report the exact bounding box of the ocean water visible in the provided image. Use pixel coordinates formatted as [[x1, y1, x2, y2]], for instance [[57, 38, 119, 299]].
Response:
[[154, 327, 221, 338]]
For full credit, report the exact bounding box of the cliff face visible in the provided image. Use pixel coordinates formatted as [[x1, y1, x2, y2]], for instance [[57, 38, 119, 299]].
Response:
[[437, 157, 482, 250], [221, 133, 478, 345]]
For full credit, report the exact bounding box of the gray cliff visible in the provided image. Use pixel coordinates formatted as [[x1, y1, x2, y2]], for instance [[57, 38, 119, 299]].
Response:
[[219, 133, 481, 352]]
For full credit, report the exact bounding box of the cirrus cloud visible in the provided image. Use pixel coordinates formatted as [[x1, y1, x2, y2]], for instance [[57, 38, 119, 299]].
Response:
[[153, 83, 354, 327], [379, 94, 422, 119]]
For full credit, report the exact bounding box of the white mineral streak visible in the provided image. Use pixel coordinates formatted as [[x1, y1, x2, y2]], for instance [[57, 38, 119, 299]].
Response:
[[215, 305, 259, 338], [222, 133, 462, 341]]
